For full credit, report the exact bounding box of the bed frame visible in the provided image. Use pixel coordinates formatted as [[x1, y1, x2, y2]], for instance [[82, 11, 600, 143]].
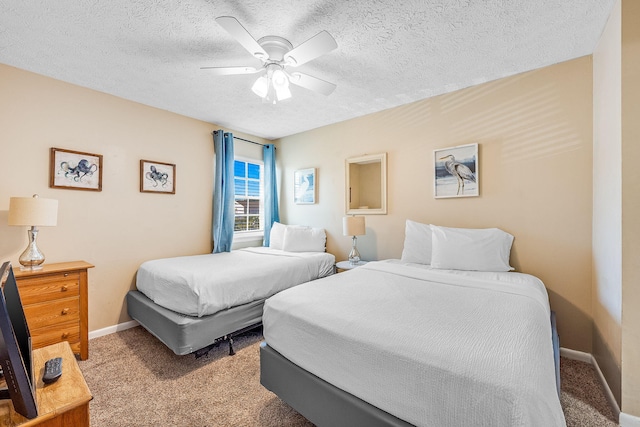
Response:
[[260, 312, 562, 426], [126, 290, 263, 356]]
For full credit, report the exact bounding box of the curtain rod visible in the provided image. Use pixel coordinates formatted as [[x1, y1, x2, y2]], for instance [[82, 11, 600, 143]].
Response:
[[213, 130, 269, 147], [234, 136, 267, 147]]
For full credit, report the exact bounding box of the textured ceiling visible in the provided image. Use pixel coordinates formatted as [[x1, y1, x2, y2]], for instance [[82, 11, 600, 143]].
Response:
[[0, 1, 615, 140]]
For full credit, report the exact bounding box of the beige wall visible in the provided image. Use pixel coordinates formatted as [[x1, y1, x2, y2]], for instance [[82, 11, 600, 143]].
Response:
[[621, 0, 640, 419], [593, 0, 623, 406], [0, 64, 268, 331], [277, 57, 594, 352]]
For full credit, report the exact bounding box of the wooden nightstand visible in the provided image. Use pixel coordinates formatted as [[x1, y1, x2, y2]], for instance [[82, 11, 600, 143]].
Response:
[[14, 261, 94, 360], [0, 341, 92, 426], [335, 260, 368, 272]]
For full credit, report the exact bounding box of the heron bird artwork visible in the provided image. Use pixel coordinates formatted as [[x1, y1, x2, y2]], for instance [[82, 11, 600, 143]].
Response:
[[294, 168, 316, 204], [434, 144, 479, 198]]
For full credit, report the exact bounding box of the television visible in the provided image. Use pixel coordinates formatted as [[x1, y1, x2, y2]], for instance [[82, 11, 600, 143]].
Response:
[[0, 262, 37, 419]]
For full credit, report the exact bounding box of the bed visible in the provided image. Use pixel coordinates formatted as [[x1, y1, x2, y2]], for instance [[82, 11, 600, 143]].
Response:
[[260, 222, 565, 427], [127, 224, 335, 356]]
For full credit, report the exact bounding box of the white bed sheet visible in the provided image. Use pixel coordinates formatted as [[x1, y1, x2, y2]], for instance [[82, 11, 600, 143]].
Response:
[[136, 247, 335, 317], [263, 260, 565, 427]]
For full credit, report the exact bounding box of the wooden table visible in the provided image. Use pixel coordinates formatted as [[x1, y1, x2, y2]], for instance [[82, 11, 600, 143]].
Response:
[[0, 342, 92, 426]]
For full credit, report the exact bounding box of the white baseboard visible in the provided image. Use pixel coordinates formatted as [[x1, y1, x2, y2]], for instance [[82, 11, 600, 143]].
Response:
[[560, 347, 621, 421], [560, 347, 592, 363], [88, 320, 139, 340], [620, 412, 640, 427]]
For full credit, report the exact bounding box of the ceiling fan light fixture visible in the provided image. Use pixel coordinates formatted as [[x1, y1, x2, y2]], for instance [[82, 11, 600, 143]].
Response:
[[275, 85, 292, 101], [272, 69, 289, 90], [251, 74, 269, 98], [252, 65, 291, 104]]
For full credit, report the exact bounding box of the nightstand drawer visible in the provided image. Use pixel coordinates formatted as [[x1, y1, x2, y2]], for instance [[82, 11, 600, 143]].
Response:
[[31, 322, 81, 351], [17, 273, 80, 305], [23, 297, 80, 330]]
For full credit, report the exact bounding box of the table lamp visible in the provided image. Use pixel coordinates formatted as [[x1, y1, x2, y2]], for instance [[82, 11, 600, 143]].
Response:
[[8, 194, 58, 271], [343, 215, 365, 265]]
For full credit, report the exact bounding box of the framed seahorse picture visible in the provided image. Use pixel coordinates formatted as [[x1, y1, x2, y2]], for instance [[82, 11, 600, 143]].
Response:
[[50, 147, 103, 191], [434, 143, 479, 198], [140, 159, 176, 194]]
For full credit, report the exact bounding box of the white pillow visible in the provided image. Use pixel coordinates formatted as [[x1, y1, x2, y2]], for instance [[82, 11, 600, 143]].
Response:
[[282, 226, 326, 252], [430, 225, 514, 272], [269, 222, 286, 250], [400, 220, 432, 265]]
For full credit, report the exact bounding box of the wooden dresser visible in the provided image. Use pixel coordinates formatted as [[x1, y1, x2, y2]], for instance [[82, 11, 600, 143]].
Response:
[[14, 262, 94, 360], [0, 341, 92, 426]]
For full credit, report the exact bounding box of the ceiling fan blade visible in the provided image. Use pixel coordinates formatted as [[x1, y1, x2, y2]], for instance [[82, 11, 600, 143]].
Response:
[[288, 72, 336, 96], [284, 31, 337, 67], [215, 16, 268, 60], [200, 66, 261, 76]]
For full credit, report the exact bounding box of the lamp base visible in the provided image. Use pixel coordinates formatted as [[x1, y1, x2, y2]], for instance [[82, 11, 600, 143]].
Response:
[[348, 236, 361, 265], [18, 226, 46, 271]]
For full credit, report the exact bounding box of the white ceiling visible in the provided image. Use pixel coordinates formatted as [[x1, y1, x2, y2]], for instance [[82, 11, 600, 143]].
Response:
[[0, 1, 615, 140]]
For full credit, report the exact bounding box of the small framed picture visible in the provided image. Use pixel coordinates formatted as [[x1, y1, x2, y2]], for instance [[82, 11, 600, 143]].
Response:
[[50, 147, 103, 191], [140, 160, 176, 194], [434, 143, 479, 198], [294, 168, 316, 204]]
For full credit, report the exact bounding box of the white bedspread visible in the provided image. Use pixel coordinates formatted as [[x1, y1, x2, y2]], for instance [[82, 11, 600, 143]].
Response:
[[263, 260, 566, 427], [136, 247, 335, 317]]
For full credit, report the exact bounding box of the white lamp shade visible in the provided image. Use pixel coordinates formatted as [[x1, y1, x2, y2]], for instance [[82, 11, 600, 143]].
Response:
[[343, 216, 365, 236], [8, 196, 58, 226]]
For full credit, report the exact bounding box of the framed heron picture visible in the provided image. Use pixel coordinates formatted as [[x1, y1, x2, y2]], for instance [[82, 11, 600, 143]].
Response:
[[50, 147, 103, 191], [140, 160, 176, 194], [294, 168, 316, 204], [434, 143, 479, 198]]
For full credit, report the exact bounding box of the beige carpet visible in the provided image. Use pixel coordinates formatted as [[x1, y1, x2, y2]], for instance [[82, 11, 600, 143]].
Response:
[[78, 326, 618, 426]]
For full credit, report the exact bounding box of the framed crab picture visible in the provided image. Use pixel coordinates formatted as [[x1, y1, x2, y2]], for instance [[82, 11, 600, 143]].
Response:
[[50, 147, 103, 191], [434, 143, 479, 198], [140, 159, 176, 194]]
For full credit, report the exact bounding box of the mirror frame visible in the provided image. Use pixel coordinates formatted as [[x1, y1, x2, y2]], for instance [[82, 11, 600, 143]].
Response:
[[345, 152, 387, 215]]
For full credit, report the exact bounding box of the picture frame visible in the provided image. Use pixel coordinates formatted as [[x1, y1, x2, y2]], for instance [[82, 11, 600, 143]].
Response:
[[140, 160, 176, 194], [50, 147, 103, 191], [294, 168, 316, 204], [434, 143, 479, 198]]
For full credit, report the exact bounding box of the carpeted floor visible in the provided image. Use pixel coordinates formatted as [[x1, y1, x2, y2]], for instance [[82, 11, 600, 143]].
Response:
[[78, 326, 618, 426]]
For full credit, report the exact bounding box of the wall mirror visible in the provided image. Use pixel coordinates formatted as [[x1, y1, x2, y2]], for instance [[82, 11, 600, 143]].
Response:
[[346, 152, 387, 215]]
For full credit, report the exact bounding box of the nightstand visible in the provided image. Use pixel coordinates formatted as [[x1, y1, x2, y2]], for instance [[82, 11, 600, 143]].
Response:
[[335, 260, 368, 272], [14, 261, 94, 360]]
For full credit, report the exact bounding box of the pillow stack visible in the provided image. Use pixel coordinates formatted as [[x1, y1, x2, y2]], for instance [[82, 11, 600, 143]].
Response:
[[269, 222, 326, 252], [401, 220, 514, 272]]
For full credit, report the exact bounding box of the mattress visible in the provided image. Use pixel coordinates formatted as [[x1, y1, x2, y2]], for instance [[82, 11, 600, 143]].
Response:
[[263, 260, 566, 427], [136, 247, 335, 317]]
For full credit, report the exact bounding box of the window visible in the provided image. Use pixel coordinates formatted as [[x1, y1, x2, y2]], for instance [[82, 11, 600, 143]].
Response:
[[234, 159, 263, 234]]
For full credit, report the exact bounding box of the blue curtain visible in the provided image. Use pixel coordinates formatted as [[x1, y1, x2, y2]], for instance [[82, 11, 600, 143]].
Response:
[[212, 130, 235, 253], [263, 144, 280, 246]]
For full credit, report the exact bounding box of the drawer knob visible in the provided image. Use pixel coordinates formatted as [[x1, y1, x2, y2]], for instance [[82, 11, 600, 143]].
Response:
[[61, 285, 68, 292], [61, 308, 69, 315], [61, 333, 69, 339], [64, 273, 69, 277]]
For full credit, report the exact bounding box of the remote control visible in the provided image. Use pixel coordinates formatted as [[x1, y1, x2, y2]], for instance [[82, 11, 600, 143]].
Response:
[[42, 357, 63, 384]]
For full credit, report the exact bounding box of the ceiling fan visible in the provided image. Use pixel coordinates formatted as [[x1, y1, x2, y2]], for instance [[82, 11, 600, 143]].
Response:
[[202, 16, 338, 104]]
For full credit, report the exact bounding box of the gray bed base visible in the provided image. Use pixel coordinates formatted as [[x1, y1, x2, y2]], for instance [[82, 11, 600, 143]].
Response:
[[260, 342, 414, 427], [126, 290, 263, 356], [260, 312, 562, 426]]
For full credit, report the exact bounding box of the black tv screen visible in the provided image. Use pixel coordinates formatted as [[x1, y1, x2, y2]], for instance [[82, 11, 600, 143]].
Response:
[[0, 262, 37, 419]]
